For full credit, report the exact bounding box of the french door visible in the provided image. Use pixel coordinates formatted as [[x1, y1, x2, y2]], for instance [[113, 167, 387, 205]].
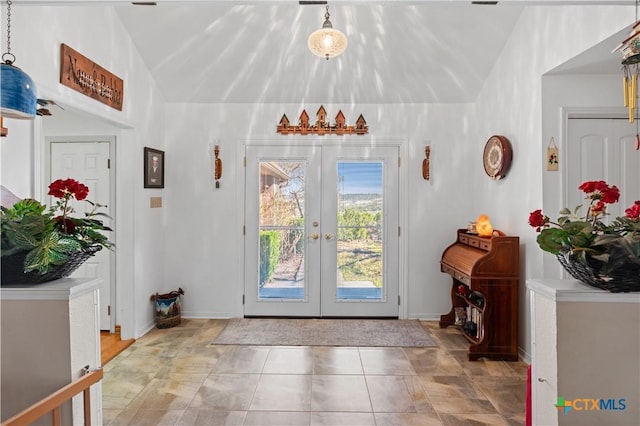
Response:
[[244, 144, 399, 317]]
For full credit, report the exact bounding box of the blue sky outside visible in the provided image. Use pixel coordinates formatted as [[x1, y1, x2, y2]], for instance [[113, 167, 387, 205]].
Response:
[[338, 162, 383, 195]]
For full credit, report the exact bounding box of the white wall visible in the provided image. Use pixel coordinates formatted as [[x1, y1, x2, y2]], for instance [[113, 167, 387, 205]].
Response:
[[163, 102, 476, 320], [473, 5, 631, 360], [0, 5, 168, 339]]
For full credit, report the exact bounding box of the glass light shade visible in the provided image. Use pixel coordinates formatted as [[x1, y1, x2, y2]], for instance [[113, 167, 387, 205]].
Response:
[[308, 27, 347, 60], [1, 62, 37, 119]]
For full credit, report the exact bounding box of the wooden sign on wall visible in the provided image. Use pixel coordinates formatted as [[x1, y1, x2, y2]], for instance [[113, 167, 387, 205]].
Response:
[[60, 44, 124, 111]]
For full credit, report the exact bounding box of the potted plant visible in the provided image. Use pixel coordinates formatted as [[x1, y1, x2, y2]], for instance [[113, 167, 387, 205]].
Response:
[[1, 178, 113, 284], [528, 180, 640, 292]]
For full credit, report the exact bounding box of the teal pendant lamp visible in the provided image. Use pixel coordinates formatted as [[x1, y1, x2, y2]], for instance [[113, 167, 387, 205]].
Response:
[[1, 0, 37, 120]]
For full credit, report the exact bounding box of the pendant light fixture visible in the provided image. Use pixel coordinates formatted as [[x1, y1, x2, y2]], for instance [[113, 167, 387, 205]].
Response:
[[1, 0, 37, 120], [307, 4, 347, 60]]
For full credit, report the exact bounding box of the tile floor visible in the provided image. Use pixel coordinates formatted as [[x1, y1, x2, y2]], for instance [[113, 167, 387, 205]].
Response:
[[102, 319, 528, 425]]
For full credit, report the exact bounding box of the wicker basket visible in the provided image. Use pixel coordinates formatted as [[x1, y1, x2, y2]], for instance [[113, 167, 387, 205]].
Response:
[[556, 251, 640, 293], [1, 246, 102, 285], [152, 288, 184, 329]]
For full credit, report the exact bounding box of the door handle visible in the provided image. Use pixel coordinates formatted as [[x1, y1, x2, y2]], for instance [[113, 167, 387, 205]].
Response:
[[310, 233, 320, 240], [324, 233, 335, 240]]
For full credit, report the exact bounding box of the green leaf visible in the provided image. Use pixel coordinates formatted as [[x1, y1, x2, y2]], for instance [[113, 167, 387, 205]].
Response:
[[537, 228, 567, 254]]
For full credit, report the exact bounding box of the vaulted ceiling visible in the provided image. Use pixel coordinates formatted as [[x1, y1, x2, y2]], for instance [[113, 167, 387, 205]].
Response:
[[92, 1, 630, 104]]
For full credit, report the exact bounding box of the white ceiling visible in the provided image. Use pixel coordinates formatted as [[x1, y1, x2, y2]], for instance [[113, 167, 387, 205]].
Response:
[[107, 1, 630, 104]]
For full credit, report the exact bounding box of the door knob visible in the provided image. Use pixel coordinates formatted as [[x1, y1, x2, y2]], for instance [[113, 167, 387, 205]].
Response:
[[310, 233, 320, 240], [324, 233, 334, 240]]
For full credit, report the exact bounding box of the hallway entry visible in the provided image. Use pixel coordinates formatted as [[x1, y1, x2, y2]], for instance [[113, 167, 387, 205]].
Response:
[[244, 145, 399, 317]]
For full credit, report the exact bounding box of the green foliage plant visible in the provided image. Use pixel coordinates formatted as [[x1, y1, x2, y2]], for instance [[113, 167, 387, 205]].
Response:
[[259, 230, 281, 284], [528, 180, 640, 275], [1, 179, 113, 274]]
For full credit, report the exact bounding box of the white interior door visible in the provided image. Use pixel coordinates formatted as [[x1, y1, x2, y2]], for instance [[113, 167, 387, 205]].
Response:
[[244, 144, 399, 317], [567, 119, 640, 220], [51, 141, 113, 330]]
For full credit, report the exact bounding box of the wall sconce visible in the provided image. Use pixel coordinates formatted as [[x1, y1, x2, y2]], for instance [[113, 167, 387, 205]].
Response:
[[422, 145, 431, 180], [214, 144, 222, 188]]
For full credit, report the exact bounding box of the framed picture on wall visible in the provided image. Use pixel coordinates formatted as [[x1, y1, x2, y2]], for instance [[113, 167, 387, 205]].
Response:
[[144, 147, 164, 188]]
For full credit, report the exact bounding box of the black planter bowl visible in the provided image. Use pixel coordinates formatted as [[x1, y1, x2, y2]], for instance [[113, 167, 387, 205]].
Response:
[[1, 246, 102, 285]]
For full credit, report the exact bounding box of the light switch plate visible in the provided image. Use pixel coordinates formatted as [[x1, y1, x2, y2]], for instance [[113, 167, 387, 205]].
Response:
[[150, 197, 162, 208]]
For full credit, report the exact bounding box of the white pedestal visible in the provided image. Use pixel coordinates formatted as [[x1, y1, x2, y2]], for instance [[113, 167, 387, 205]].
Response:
[[527, 279, 640, 426], [1, 278, 102, 425]]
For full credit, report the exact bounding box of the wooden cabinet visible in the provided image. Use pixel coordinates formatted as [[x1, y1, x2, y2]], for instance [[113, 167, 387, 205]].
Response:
[[527, 279, 640, 426], [1, 278, 102, 425], [439, 229, 519, 361]]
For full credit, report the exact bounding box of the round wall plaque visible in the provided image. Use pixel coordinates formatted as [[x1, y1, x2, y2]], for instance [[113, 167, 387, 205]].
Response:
[[483, 135, 512, 180]]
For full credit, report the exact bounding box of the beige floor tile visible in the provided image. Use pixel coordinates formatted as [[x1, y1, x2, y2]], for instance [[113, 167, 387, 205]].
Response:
[[313, 347, 363, 374], [472, 376, 527, 416], [310, 412, 376, 425], [116, 408, 185, 425], [211, 346, 270, 374], [404, 347, 465, 376], [439, 412, 510, 425], [262, 347, 314, 374], [359, 347, 416, 375], [177, 409, 247, 425], [311, 375, 372, 412], [243, 411, 311, 425], [428, 395, 498, 415], [189, 374, 261, 410], [374, 412, 444, 425], [130, 378, 201, 410], [366, 375, 435, 413], [250, 374, 312, 411], [101, 319, 528, 425], [419, 376, 486, 400]]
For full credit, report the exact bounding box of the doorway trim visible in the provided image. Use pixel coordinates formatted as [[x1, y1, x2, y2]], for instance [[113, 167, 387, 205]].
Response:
[[239, 138, 409, 319], [44, 135, 117, 333]]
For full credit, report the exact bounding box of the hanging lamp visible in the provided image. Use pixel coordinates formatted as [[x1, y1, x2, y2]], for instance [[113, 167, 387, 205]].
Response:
[[307, 5, 347, 60], [1, 0, 37, 120]]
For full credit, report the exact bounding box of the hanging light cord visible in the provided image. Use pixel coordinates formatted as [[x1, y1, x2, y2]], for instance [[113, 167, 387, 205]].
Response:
[[3, 0, 15, 65]]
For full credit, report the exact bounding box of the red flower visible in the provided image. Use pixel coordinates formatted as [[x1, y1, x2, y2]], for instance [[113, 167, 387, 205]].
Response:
[[626, 201, 640, 220], [601, 186, 620, 204], [48, 178, 89, 201], [528, 209, 547, 231], [579, 180, 620, 204]]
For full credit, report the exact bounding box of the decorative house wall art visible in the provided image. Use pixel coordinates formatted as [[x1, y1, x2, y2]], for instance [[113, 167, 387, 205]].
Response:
[[277, 105, 368, 135]]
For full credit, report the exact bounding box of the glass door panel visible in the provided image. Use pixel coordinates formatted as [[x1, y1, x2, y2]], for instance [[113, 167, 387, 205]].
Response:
[[244, 146, 321, 317], [258, 160, 306, 300], [336, 162, 384, 301], [321, 147, 399, 317]]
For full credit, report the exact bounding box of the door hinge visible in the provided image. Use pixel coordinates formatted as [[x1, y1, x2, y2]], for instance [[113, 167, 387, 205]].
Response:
[[243, 225, 246, 236], [398, 295, 401, 306], [243, 156, 246, 167], [107, 305, 111, 316], [398, 157, 401, 167], [107, 158, 111, 169], [398, 226, 401, 237], [242, 294, 245, 305]]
